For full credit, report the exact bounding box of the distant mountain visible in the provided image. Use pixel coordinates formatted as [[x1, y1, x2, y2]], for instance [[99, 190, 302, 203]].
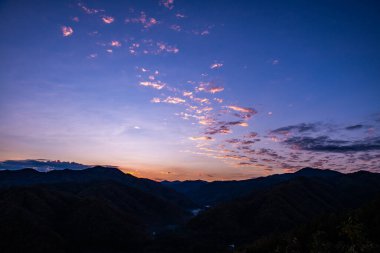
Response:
[[0, 159, 91, 172], [1, 167, 379, 253], [0, 166, 196, 210], [173, 170, 380, 252], [0, 167, 197, 253], [162, 167, 342, 205]]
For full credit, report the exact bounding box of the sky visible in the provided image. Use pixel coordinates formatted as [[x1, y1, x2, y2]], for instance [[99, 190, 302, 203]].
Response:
[[0, 0, 380, 181]]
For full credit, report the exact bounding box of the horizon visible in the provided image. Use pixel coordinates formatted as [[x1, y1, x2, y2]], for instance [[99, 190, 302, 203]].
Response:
[[1, 0, 380, 181], [0, 158, 377, 182]]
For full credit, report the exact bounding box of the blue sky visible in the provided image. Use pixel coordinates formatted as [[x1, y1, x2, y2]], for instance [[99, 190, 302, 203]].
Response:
[[1, 0, 379, 180]]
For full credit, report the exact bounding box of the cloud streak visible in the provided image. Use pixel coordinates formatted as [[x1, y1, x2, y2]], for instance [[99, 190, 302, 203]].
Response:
[[61, 26, 73, 37]]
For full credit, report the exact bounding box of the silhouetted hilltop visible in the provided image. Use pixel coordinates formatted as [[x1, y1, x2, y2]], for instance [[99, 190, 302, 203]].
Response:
[[0, 166, 196, 210], [162, 167, 343, 205], [1, 167, 380, 253]]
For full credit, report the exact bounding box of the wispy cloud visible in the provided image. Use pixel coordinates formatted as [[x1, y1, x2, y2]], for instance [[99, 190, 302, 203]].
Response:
[[61, 26, 73, 37], [139, 81, 165, 90], [160, 0, 174, 10], [163, 96, 186, 104], [196, 82, 224, 94], [175, 13, 186, 18], [78, 2, 104, 14], [125, 12, 158, 29], [225, 105, 257, 114], [102, 16, 114, 24], [170, 24, 182, 32], [189, 136, 213, 141], [284, 136, 380, 153], [151, 96, 186, 104], [110, 40, 122, 47], [210, 63, 223, 69]]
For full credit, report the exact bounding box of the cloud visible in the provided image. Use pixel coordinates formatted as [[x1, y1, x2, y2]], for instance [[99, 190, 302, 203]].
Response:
[[196, 82, 224, 94], [61, 26, 73, 37], [189, 136, 213, 141], [284, 135, 380, 153], [205, 125, 231, 135], [225, 105, 257, 114], [125, 12, 158, 29], [157, 42, 179, 53], [88, 53, 98, 59], [139, 81, 165, 90], [0, 159, 89, 172], [111, 40, 122, 47], [78, 3, 104, 14], [152, 97, 186, 104], [210, 63, 223, 69], [151, 97, 161, 103], [160, 0, 174, 10], [175, 13, 186, 18], [192, 97, 210, 104], [244, 132, 258, 138], [102, 16, 115, 24], [170, 24, 182, 32], [345, 124, 364, 130], [269, 123, 319, 135], [163, 96, 186, 104]]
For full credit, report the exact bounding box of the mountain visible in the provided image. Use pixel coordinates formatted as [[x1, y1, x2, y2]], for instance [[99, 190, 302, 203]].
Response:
[[165, 170, 380, 253], [162, 167, 342, 205], [239, 194, 380, 252], [0, 166, 198, 253], [0, 159, 90, 171], [1, 167, 379, 253], [0, 183, 147, 253], [0, 166, 196, 210]]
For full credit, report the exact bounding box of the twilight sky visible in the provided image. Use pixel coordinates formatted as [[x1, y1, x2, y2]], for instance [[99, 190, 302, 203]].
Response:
[[1, 0, 380, 180]]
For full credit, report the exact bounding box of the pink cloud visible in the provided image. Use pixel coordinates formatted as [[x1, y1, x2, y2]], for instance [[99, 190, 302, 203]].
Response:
[[102, 16, 114, 24], [208, 86, 224, 93], [210, 63, 223, 69], [193, 97, 210, 104], [78, 3, 104, 14], [151, 97, 161, 103], [110, 40, 122, 47], [157, 42, 179, 54], [163, 96, 186, 104], [160, 0, 174, 10], [139, 81, 165, 90], [225, 105, 257, 114], [183, 91, 193, 97], [189, 136, 213, 141], [125, 12, 158, 29], [61, 26, 73, 37], [196, 82, 224, 94]]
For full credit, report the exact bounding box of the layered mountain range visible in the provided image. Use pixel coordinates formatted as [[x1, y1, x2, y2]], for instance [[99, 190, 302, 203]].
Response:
[[1, 167, 379, 253]]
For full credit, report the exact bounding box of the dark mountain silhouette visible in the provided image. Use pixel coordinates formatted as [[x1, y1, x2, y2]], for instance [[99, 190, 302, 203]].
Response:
[[239, 195, 380, 252], [162, 167, 342, 205], [0, 166, 196, 209], [163, 170, 380, 253], [1, 167, 379, 253]]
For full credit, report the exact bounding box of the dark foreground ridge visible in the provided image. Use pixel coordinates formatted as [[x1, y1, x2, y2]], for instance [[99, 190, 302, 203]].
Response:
[[0, 167, 380, 253]]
